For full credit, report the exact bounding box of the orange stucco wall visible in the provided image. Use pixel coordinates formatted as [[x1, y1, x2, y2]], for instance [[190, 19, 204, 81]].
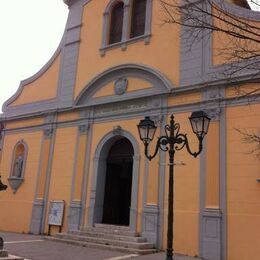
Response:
[[9, 53, 61, 106], [226, 82, 260, 98], [46, 127, 78, 233], [226, 104, 260, 260], [74, 0, 180, 99], [147, 139, 160, 205], [5, 117, 44, 129], [0, 131, 42, 232], [168, 92, 201, 107], [73, 133, 88, 201], [57, 111, 80, 122], [1, 96, 259, 258], [1, 1, 260, 258], [205, 121, 220, 208]]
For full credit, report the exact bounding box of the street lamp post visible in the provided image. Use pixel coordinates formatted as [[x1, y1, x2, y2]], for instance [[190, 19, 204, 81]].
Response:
[[137, 111, 210, 260]]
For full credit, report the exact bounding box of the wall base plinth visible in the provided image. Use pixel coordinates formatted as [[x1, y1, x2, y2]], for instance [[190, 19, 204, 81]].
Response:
[[68, 201, 82, 231], [142, 205, 159, 246], [201, 208, 222, 260], [30, 199, 44, 235]]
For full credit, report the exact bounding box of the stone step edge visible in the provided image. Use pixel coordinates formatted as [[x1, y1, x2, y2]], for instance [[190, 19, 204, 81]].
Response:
[[45, 236, 158, 255], [80, 227, 139, 237], [68, 230, 145, 242], [55, 233, 153, 249], [0, 255, 24, 260], [67, 232, 145, 243], [94, 224, 130, 231]]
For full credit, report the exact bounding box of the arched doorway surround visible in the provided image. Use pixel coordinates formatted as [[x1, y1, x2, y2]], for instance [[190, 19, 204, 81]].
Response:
[[88, 129, 140, 231]]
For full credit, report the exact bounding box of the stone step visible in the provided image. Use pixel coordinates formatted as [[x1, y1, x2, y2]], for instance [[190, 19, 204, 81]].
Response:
[[81, 226, 139, 237], [45, 236, 157, 255], [94, 224, 130, 231], [69, 230, 146, 242], [0, 255, 24, 260], [55, 233, 153, 249]]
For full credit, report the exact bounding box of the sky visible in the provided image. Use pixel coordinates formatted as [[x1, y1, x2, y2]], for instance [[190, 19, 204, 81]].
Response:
[[0, 1, 259, 113], [0, 1, 68, 112]]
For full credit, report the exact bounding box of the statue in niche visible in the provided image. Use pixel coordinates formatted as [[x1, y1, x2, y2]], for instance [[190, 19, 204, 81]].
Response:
[[13, 154, 24, 178]]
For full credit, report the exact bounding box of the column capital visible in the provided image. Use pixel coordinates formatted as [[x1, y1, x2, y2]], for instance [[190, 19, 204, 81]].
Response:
[[78, 124, 89, 134], [205, 108, 221, 121], [44, 128, 54, 138], [151, 114, 164, 127]]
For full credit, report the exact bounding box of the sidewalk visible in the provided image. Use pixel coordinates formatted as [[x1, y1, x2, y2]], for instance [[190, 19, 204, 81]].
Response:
[[0, 232, 201, 260]]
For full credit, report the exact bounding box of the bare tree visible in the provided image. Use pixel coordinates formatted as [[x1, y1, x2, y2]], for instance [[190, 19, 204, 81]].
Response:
[[235, 128, 260, 159], [160, 0, 260, 82], [159, 0, 260, 156]]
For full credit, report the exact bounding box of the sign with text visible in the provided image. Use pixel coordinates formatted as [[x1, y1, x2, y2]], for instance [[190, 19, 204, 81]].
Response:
[[48, 200, 65, 226]]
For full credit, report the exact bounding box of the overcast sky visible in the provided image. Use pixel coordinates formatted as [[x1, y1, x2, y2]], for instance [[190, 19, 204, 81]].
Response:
[[0, 1, 68, 112], [0, 1, 259, 113]]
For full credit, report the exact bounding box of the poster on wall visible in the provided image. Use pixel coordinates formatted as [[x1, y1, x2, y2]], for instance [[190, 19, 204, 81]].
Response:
[[48, 200, 65, 226]]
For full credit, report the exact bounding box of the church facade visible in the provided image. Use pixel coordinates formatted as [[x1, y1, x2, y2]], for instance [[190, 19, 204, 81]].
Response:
[[0, 0, 260, 259]]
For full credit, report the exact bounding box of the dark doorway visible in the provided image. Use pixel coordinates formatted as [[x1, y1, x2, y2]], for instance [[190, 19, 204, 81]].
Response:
[[102, 138, 134, 226]]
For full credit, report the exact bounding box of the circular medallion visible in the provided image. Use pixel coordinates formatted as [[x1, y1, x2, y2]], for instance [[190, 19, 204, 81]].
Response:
[[114, 78, 128, 95]]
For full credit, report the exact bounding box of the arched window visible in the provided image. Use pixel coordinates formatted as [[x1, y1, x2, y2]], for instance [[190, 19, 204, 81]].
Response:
[[130, 0, 147, 38], [101, 0, 152, 55], [109, 2, 124, 44]]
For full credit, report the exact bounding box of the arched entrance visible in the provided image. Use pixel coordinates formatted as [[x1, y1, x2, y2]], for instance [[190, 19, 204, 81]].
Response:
[[102, 138, 133, 226], [88, 130, 140, 230]]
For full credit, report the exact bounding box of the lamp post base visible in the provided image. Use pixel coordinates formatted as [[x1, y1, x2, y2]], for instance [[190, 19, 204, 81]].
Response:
[[0, 250, 8, 258], [0, 236, 7, 258], [166, 249, 173, 260]]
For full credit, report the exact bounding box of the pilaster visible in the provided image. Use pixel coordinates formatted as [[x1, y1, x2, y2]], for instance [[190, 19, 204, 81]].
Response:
[[141, 111, 166, 247], [30, 115, 56, 234], [68, 123, 89, 231], [200, 101, 224, 260], [57, 1, 88, 108]]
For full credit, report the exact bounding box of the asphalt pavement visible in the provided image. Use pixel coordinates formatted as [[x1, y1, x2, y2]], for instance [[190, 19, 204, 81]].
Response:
[[0, 232, 201, 260]]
